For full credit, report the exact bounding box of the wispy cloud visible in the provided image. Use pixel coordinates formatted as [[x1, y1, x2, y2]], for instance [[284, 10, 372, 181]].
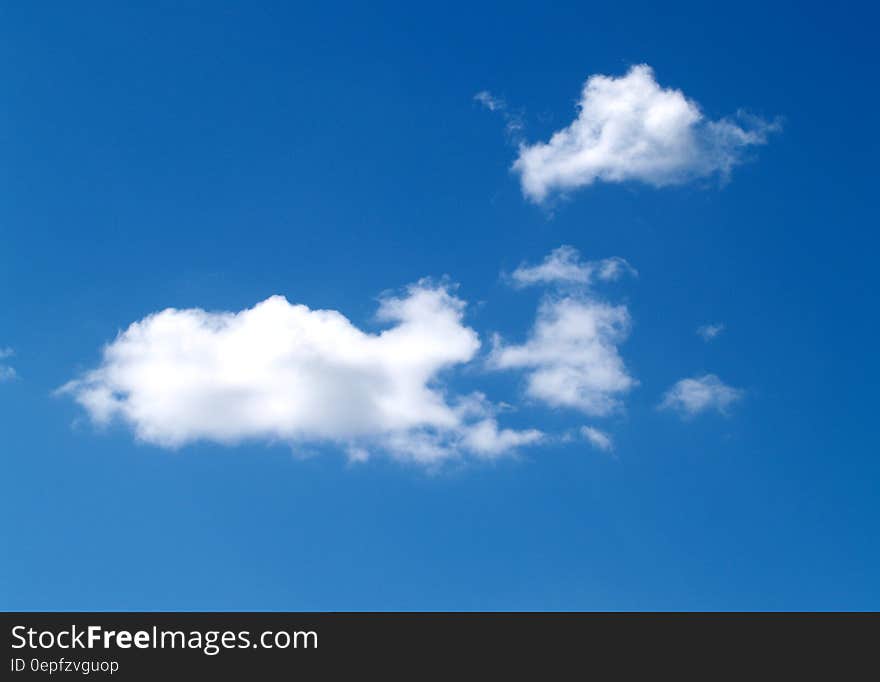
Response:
[[474, 90, 505, 112], [512, 64, 779, 202], [581, 426, 613, 452], [474, 89, 524, 141], [0, 347, 16, 382], [696, 323, 725, 341]]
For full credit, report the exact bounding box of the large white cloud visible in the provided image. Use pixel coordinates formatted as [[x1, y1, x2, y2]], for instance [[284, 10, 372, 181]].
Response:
[[60, 282, 541, 464], [490, 296, 635, 415], [513, 64, 777, 202], [660, 374, 743, 417]]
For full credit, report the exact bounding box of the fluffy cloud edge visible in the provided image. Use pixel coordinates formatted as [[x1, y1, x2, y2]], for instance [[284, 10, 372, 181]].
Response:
[[489, 296, 636, 415]]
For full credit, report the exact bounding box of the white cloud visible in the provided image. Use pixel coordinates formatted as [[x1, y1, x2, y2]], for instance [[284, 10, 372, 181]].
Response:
[[581, 426, 613, 452], [513, 64, 778, 202], [696, 323, 725, 341], [0, 347, 16, 382], [490, 296, 635, 415], [459, 417, 543, 458], [59, 282, 541, 464], [660, 374, 743, 417], [510, 245, 636, 288]]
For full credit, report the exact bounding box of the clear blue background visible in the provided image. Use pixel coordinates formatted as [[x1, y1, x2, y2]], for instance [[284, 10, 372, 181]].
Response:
[[1, 1, 877, 610]]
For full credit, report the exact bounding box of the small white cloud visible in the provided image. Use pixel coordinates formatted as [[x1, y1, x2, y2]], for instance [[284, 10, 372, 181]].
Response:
[[510, 245, 636, 289], [490, 296, 635, 415], [0, 347, 16, 382], [513, 64, 778, 202], [581, 426, 613, 452], [459, 418, 543, 458], [696, 323, 725, 341], [60, 282, 540, 465], [660, 374, 743, 417]]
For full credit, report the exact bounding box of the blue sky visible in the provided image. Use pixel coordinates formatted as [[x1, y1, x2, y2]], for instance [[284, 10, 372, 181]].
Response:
[[1, 1, 878, 610]]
